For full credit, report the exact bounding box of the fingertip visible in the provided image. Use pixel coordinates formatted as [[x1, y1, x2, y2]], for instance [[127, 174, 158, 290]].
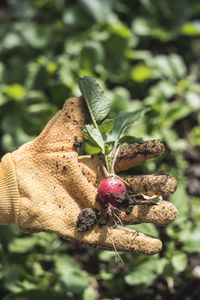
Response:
[[123, 173, 177, 197], [120, 201, 178, 226]]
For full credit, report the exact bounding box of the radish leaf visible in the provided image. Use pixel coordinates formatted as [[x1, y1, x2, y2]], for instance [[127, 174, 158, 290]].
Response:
[[106, 108, 149, 145], [84, 124, 105, 152], [98, 119, 114, 134], [78, 76, 111, 126]]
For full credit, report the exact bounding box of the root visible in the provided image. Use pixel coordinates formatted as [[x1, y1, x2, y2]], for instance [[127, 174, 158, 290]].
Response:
[[113, 211, 123, 227], [107, 226, 124, 264]]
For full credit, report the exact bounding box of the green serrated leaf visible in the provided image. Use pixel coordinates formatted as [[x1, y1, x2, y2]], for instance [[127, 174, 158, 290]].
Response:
[[84, 124, 105, 151], [78, 76, 111, 125], [98, 119, 114, 134], [106, 108, 149, 145]]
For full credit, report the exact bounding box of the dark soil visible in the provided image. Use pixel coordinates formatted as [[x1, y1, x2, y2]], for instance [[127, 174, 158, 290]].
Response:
[[76, 208, 98, 232]]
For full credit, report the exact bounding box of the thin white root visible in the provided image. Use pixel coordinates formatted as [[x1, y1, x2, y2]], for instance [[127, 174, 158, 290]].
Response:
[[113, 212, 123, 227], [107, 226, 124, 264]]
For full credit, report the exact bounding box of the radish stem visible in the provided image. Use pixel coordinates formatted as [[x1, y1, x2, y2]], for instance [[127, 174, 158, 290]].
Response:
[[110, 144, 121, 175]]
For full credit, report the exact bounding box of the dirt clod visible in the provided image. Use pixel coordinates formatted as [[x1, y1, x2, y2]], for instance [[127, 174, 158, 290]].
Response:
[[77, 208, 98, 232]]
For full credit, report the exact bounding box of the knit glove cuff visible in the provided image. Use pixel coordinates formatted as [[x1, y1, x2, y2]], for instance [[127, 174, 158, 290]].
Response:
[[0, 153, 20, 225]]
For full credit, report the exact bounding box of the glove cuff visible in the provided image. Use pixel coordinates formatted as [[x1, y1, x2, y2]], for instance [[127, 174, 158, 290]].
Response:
[[0, 153, 20, 225]]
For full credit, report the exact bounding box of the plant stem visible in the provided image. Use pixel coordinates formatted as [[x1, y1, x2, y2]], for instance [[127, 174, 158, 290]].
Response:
[[104, 155, 110, 174], [103, 165, 110, 177], [110, 144, 121, 175]]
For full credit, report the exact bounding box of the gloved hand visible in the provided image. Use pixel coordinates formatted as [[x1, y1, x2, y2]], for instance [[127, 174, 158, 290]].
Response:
[[0, 97, 177, 254]]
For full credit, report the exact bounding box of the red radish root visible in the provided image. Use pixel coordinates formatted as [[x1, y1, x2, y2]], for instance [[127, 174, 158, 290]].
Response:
[[98, 177, 126, 207]]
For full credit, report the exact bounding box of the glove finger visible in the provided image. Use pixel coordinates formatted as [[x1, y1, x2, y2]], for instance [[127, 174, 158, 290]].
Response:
[[123, 172, 177, 197], [33, 97, 89, 152], [73, 224, 162, 254], [119, 200, 178, 225], [115, 140, 165, 172]]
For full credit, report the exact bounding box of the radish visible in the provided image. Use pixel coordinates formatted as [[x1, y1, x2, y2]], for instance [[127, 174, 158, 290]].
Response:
[[98, 177, 126, 207]]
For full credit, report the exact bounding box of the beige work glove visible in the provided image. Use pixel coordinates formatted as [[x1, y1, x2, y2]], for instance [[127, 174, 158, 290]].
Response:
[[0, 97, 178, 254]]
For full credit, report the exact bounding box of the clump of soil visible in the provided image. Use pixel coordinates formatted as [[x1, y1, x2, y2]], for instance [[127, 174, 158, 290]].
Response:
[[77, 208, 98, 232]]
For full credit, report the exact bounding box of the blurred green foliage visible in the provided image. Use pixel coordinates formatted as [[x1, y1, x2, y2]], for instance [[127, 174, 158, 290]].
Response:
[[1, 0, 200, 299]]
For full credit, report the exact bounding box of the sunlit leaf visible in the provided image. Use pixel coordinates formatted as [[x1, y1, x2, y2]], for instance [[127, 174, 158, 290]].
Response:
[[172, 253, 187, 272], [3, 84, 26, 101], [131, 64, 153, 82], [78, 76, 111, 125]]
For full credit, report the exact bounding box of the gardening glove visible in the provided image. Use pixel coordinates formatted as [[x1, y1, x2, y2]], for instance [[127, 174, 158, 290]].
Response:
[[0, 97, 178, 255]]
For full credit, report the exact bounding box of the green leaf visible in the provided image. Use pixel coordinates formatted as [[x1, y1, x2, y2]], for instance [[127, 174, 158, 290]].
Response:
[[80, 41, 104, 72], [78, 76, 111, 125], [98, 119, 114, 134], [83, 286, 97, 300], [2, 33, 22, 50], [84, 124, 105, 151], [106, 108, 149, 144], [190, 125, 200, 148], [3, 84, 26, 101], [171, 253, 188, 272], [169, 54, 186, 78], [79, 142, 102, 155], [98, 251, 116, 262], [80, 0, 113, 23], [8, 237, 37, 253], [99, 269, 113, 280], [131, 64, 153, 82], [163, 100, 193, 126], [186, 91, 200, 109], [182, 228, 200, 253], [125, 257, 158, 286], [54, 255, 90, 293], [181, 21, 200, 36]]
